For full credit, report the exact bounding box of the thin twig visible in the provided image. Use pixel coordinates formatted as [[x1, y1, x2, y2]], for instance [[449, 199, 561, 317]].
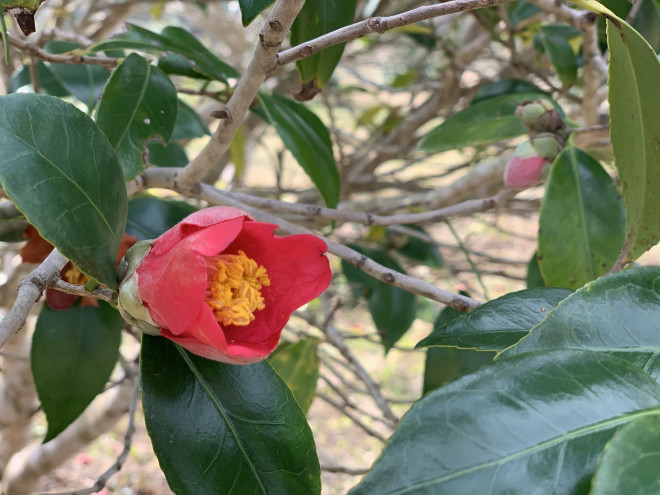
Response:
[[316, 393, 387, 442], [321, 464, 371, 475], [46, 379, 140, 495], [50, 280, 116, 304], [445, 219, 490, 300], [6, 33, 117, 68]]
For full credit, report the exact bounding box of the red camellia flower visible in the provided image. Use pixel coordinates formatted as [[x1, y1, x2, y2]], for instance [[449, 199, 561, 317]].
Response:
[[119, 206, 332, 364]]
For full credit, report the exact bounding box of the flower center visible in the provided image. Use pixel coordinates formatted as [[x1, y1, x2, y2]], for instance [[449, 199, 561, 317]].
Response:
[[205, 250, 271, 327], [64, 265, 90, 285]]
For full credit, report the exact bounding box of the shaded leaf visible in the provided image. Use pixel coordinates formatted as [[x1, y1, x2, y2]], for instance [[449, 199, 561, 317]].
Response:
[[147, 141, 188, 167], [290, 0, 358, 89], [238, 0, 272, 26], [591, 415, 660, 495], [418, 93, 559, 152], [10, 61, 71, 97], [342, 246, 418, 351], [538, 147, 625, 288], [417, 287, 572, 351], [0, 93, 126, 288], [259, 93, 340, 208], [126, 196, 197, 241], [350, 350, 660, 494], [540, 27, 578, 86], [96, 53, 178, 180], [171, 99, 210, 140], [525, 251, 546, 288], [470, 78, 547, 104], [268, 339, 320, 413], [141, 335, 321, 495], [32, 302, 122, 442], [500, 267, 660, 381]]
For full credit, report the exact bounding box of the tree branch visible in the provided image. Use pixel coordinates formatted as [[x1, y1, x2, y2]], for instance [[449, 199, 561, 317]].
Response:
[[6, 33, 117, 68], [176, 0, 307, 189]]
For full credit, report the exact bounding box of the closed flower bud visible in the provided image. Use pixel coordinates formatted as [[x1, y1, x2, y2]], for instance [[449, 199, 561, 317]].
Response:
[[503, 140, 548, 190], [531, 133, 562, 161], [515, 99, 563, 132]]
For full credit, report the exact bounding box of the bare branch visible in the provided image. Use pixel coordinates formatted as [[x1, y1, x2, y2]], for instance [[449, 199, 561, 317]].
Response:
[[51, 280, 116, 304], [276, 0, 516, 68], [6, 33, 117, 68], [206, 188, 517, 226], [0, 249, 68, 351]]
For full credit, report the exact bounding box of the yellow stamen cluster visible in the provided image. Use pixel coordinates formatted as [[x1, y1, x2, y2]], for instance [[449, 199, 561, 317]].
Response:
[[205, 250, 271, 327], [64, 265, 90, 286]]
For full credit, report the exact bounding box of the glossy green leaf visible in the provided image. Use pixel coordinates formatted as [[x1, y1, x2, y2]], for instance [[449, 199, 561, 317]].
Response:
[[500, 268, 660, 380], [141, 336, 321, 495], [89, 24, 239, 83], [268, 339, 320, 413], [0, 93, 126, 288], [126, 196, 197, 241], [290, 0, 358, 90], [96, 53, 178, 180], [526, 251, 546, 288], [171, 100, 210, 140], [540, 27, 578, 86], [417, 288, 572, 351], [538, 147, 625, 288], [350, 350, 660, 495], [606, 14, 660, 261], [423, 304, 493, 394], [591, 416, 660, 495], [418, 93, 556, 152], [238, 0, 272, 26], [32, 302, 123, 442], [259, 93, 340, 208]]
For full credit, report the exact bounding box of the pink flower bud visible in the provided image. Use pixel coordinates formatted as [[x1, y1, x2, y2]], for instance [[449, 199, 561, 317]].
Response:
[[503, 152, 547, 190]]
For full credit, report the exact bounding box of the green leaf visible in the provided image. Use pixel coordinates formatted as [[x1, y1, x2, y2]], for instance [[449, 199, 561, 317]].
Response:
[[89, 24, 239, 83], [417, 287, 572, 351], [96, 53, 178, 180], [141, 335, 321, 495], [0, 93, 126, 288], [470, 78, 548, 105], [290, 0, 358, 89], [45, 41, 111, 109], [508, 0, 541, 26], [390, 226, 444, 268], [591, 416, 660, 495], [418, 93, 557, 152], [259, 93, 340, 208], [32, 302, 123, 442], [350, 350, 660, 495], [126, 196, 197, 241], [147, 141, 188, 167], [423, 304, 493, 394], [10, 61, 71, 97], [171, 99, 210, 140], [342, 246, 417, 351], [268, 339, 320, 413], [538, 147, 625, 288], [606, 15, 660, 261], [525, 251, 546, 288], [238, 0, 273, 26], [500, 268, 660, 381], [540, 27, 578, 86]]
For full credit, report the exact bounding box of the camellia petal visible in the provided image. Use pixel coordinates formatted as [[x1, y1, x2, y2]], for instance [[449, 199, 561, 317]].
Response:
[[123, 206, 332, 364], [138, 217, 245, 334], [150, 206, 250, 256]]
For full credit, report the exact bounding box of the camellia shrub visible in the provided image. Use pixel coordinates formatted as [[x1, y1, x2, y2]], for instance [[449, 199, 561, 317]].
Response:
[[0, 0, 658, 493]]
